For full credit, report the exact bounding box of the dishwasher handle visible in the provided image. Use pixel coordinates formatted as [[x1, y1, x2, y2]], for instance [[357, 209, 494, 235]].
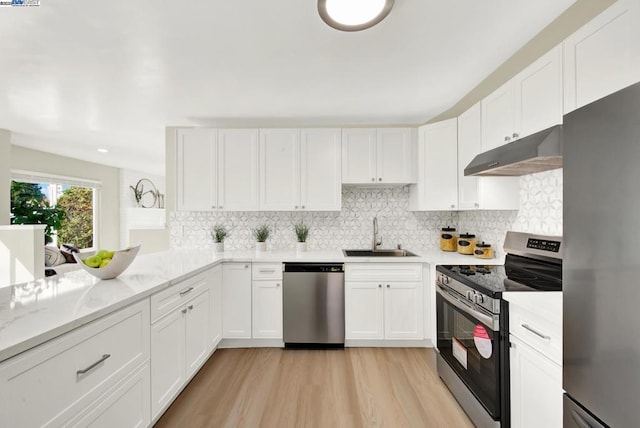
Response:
[[283, 263, 344, 273]]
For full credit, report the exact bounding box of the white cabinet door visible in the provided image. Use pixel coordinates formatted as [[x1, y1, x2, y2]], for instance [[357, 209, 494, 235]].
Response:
[[68, 364, 150, 428], [151, 308, 185, 418], [510, 335, 563, 428], [185, 290, 211, 378], [514, 45, 563, 137], [259, 129, 300, 210], [342, 128, 377, 184], [210, 265, 223, 347], [252, 280, 283, 339], [222, 263, 252, 339], [176, 128, 217, 211], [410, 119, 458, 211], [345, 282, 384, 340], [376, 128, 413, 183], [482, 81, 515, 151], [383, 282, 423, 340], [217, 129, 259, 211], [457, 103, 520, 211], [457, 103, 482, 210], [564, 0, 640, 113], [300, 128, 342, 210]]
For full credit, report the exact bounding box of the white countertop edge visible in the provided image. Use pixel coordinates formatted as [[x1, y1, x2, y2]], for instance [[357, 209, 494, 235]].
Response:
[[0, 248, 502, 363]]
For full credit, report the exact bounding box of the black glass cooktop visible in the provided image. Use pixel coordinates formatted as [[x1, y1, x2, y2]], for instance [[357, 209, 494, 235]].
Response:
[[438, 254, 562, 297]]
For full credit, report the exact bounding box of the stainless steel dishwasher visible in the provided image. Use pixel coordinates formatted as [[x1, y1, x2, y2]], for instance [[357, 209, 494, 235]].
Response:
[[283, 263, 345, 347]]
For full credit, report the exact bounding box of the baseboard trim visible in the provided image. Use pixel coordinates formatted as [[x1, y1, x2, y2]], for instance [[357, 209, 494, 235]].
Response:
[[345, 339, 433, 348], [219, 338, 284, 348]]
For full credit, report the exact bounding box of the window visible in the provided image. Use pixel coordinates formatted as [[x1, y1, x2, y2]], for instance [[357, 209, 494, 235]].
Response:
[[10, 171, 100, 249]]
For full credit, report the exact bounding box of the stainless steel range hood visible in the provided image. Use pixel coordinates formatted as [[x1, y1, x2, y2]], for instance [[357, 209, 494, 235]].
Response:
[[464, 125, 563, 176]]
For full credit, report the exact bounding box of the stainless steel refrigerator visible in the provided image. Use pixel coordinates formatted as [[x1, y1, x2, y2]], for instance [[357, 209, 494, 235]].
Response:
[[563, 81, 640, 427]]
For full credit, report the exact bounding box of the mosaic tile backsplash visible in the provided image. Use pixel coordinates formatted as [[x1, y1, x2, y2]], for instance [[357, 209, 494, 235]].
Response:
[[170, 169, 563, 257]]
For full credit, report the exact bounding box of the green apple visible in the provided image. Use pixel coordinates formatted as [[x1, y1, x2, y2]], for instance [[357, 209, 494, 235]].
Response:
[[99, 258, 111, 268], [84, 255, 102, 268], [96, 249, 113, 260]]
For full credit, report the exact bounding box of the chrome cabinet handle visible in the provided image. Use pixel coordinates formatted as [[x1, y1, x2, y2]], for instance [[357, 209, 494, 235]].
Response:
[[179, 287, 194, 296], [378, 178, 382, 181], [244, 264, 249, 269], [512, 132, 519, 138], [451, 204, 455, 208], [260, 269, 275, 273], [301, 205, 305, 209], [505, 136, 511, 142], [474, 203, 479, 208], [182, 308, 187, 314], [378, 284, 382, 288], [77, 354, 111, 375], [522, 323, 551, 340], [188, 305, 194, 310], [386, 284, 390, 288]]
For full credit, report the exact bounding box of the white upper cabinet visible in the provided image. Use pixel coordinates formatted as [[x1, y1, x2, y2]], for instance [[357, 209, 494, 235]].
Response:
[[176, 128, 217, 211], [342, 128, 414, 184], [259, 128, 341, 211], [409, 119, 458, 211], [482, 81, 516, 151], [175, 128, 258, 211], [458, 103, 520, 211], [341, 129, 377, 184], [563, 0, 640, 113], [376, 128, 414, 183], [300, 128, 342, 210], [259, 129, 300, 211], [217, 129, 259, 211], [482, 45, 563, 151], [514, 44, 563, 137]]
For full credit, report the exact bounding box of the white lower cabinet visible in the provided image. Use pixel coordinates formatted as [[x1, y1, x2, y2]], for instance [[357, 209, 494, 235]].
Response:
[[210, 264, 223, 347], [510, 335, 563, 428], [222, 262, 252, 338], [252, 280, 283, 339], [506, 292, 563, 428], [252, 263, 283, 339], [0, 299, 151, 428], [345, 264, 423, 341], [150, 284, 211, 419]]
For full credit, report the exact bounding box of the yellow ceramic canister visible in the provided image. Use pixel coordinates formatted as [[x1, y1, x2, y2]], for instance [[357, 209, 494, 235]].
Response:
[[474, 242, 494, 259], [439, 227, 457, 252], [457, 233, 477, 255]]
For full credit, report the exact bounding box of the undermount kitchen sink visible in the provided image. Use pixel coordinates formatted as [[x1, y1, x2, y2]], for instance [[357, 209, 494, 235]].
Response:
[[342, 249, 419, 257]]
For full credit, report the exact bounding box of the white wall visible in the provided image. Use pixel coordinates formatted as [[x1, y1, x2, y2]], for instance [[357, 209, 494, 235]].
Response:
[[0, 225, 45, 286], [10, 145, 121, 250], [119, 168, 168, 253], [0, 130, 10, 225]]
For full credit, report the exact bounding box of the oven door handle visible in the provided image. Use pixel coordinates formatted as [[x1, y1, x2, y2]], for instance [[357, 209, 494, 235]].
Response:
[[437, 285, 499, 331]]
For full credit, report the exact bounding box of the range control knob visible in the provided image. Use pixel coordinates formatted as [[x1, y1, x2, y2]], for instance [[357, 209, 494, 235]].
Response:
[[475, 294, 485, 304], [466, 291, 474, 301]]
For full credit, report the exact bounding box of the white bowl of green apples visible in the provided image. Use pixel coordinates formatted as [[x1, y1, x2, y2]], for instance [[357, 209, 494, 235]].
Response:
[[74, 244, 141, 280]]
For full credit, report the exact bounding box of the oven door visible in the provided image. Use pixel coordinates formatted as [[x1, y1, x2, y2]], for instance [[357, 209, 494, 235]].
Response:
[[436, 284, 501, 419]]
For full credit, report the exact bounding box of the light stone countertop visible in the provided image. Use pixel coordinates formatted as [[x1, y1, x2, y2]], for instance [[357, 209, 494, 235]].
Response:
[[0, 247, 503, 363]]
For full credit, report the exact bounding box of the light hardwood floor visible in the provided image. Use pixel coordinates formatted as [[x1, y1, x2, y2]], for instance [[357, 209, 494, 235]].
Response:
[[155, 348, 472, 428]]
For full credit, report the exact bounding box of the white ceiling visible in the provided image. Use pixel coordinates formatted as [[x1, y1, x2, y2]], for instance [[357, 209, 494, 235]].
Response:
[[0, 0, 575, 176]]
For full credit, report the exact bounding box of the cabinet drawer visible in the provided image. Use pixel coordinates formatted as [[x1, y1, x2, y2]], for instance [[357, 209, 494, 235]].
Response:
[[345, 263, 422, 282], [509, 303, 562, 365], [0, 299, 150, 428], [252, 263, 282, 280], [151, 271, 208, 323]]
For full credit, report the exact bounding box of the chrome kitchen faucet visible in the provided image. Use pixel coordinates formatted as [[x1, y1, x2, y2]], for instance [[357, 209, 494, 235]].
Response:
[[372, 216, 382, 251]]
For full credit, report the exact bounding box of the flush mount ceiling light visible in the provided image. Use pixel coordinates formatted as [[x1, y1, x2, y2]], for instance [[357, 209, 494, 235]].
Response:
[[318, 0, 395, 32], [97, 148, 108, 153]]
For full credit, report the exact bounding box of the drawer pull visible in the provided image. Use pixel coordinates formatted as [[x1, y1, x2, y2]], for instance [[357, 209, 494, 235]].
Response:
[[259, 269, 276, 273], [188, 305, 194, 310], [179, 287, 194, 296], [182, 308, 188, 314], [522, 324, 551, 340], [77, 354, 111, 375]]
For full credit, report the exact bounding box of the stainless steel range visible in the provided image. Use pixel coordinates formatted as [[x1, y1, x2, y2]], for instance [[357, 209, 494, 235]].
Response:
[[436, 231, 563, 428]]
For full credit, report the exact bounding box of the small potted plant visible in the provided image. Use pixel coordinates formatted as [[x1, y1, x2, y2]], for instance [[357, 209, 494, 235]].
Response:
[[253, 224, 270, 252], [294, 221, 309, 252], [211, 224, 229, 253]]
